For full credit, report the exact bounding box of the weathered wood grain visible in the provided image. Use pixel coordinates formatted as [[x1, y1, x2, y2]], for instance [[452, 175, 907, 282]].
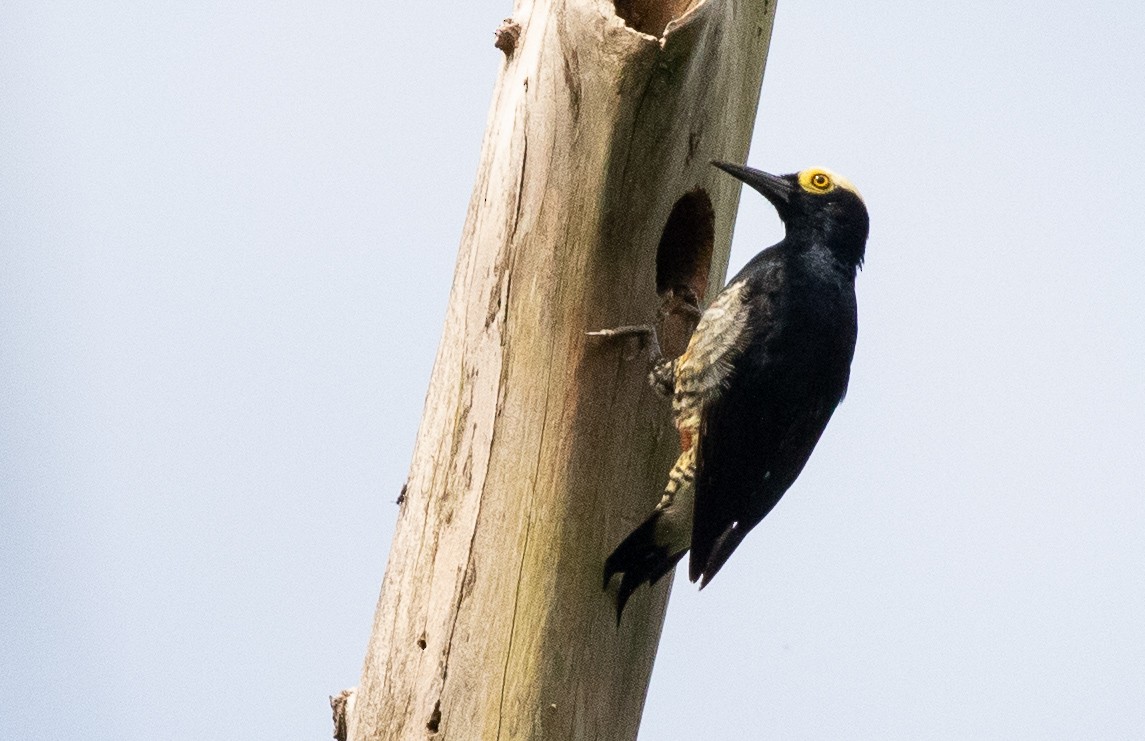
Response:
[[349, 1, 775, 738]]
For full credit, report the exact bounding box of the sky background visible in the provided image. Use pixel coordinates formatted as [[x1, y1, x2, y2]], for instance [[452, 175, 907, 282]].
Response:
[[3, 1, 1144, 739]]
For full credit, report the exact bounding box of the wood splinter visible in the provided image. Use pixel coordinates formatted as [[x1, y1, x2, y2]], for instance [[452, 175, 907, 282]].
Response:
[[330, 688, 356, 741]]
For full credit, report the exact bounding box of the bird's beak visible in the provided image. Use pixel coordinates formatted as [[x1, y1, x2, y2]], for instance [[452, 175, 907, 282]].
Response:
[[711, 161, 794, 215]]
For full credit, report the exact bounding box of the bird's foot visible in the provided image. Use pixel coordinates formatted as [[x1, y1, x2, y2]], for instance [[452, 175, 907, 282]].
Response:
[[648, 358, 675, 398], [585, 324, 662, 362]]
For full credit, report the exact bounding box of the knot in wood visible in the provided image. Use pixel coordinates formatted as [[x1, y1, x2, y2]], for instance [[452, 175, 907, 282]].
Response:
[[494, 19, 521, 56]]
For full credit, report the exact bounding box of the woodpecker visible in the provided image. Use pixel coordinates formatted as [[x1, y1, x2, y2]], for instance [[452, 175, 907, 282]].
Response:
[[603, 162, 869, 620]]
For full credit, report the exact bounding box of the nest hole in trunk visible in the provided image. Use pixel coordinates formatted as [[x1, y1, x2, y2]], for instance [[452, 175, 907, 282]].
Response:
[[614, 0, 699, 37], [655, 187, 714, 357]]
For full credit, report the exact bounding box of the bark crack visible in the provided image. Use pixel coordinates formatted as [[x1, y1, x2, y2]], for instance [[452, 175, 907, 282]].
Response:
[[495, 336, 555, 739], [511, 131, 529, 239], [439, 253, 516, 731]]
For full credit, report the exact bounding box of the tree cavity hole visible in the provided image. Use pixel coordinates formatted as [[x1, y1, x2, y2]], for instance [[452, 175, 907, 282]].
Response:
[[655, 188, 714, 357], [614, 0, 697, 37]]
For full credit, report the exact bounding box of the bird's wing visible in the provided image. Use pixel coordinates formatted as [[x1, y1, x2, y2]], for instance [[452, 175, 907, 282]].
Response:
[[671, 278, 756, 426], [686, 260, 829, 586]]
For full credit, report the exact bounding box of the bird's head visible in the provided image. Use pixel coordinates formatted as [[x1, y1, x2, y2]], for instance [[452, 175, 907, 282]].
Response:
[[713, 161, 868, 267]]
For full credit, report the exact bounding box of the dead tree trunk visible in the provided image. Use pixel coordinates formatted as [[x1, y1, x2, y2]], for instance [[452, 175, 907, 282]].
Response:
[[345, 1, 775, 738]]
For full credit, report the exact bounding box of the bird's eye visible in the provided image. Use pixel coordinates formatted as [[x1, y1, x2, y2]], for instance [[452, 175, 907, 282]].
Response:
[[810, 173, 830, 189]]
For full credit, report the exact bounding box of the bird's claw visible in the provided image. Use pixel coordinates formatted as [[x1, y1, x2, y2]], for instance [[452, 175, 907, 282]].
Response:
[[585, 324, 662, 362]]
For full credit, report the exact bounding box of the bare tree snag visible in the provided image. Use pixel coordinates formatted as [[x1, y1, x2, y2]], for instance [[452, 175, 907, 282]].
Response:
[[349, 0, 775, 738]]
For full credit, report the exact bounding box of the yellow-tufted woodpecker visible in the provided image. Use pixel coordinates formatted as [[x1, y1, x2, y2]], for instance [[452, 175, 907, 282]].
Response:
[[604, 161, 869, 621]]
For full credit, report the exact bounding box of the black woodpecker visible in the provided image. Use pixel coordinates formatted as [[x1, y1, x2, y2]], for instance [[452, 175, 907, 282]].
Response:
[[604, 162, 869, 621]]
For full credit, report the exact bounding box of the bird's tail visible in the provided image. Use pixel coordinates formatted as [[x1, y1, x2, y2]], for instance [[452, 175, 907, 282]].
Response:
[[603, 449, 696, 623]]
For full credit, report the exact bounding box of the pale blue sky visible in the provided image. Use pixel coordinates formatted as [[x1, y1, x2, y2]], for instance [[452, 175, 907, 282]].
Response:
[[3, 2, 1144, 739]]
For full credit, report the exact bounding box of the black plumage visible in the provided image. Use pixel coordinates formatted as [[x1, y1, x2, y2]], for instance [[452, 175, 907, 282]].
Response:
[[604, 161, 869, 620]]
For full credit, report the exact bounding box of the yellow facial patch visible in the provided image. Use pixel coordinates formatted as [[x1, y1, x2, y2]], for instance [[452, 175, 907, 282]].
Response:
[[797, 167, 864, 204]]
